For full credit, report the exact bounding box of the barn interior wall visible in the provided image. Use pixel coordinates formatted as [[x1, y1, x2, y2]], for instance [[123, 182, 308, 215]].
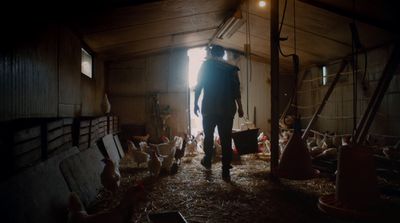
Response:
[[106, 49, 189, 139], [297, 44, 400, 142], [0, 25, 105, 121], [107, 49, 274, 139], [234, 56, 272, 135]]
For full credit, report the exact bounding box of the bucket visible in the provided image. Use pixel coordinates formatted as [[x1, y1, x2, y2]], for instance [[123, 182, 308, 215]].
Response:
[[232, 128, 259, 155]]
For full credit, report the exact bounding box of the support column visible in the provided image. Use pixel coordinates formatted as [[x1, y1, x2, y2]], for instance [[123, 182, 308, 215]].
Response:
[[270, 0, 280, 179]]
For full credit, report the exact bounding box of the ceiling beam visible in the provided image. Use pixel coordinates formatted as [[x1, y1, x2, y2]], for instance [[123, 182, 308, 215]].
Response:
[[103, 39, 210, 62], [247, 11, 352, 47], [83, 10, 227, 35], [298, 0, 396, 33], [94, 26, 218, 52]]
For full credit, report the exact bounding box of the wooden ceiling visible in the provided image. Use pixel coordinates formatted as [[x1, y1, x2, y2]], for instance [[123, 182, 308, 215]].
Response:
[[73, 0, 397, 71]]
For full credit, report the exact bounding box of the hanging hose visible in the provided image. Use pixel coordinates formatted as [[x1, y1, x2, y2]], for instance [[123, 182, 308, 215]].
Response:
[[279, 0, 300, 126]]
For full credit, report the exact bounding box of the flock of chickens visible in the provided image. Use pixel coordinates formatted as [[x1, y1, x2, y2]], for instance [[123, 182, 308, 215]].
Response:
[[67, 128, 399, 223], [125, 133, 203, 177], [67, 133, 204, 223]]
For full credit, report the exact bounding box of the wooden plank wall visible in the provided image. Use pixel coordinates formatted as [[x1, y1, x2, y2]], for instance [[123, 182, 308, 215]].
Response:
[[106, 49, 189, 139], [0, 24, 105, 121]]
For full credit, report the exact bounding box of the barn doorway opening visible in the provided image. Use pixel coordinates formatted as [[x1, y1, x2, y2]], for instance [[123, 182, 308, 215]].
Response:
[[187, 47, 207, 136]]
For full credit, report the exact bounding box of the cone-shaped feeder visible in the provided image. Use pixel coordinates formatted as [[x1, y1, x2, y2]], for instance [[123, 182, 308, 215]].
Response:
[[318, 144, 381, 220], [278, 131, 319, 180]]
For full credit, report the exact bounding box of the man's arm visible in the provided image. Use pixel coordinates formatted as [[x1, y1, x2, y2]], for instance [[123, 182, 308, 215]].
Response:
[[194, 87, 201, 117], [233, 71, 244, 118], [194, 64, 205, 117], [236, 97, 244, 118]]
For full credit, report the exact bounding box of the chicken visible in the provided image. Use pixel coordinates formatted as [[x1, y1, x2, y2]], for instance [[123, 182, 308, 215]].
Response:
[[139, 141, 153, 155], [157, 137, 177, 156], [315, 133, 323, 148], [314, 148, 338, 160], [160, 135, 170, 143], [100, 158, 120, 193], [148, 150, 162, 177], [156, 138, 177, 173], [174, 135, 186, 163], [257, 132, 270, 153], [185, 138, 197, 155], [342, 135, 351, 146], [127, 140, 150, 167], [68, 185, 146, 223], [323, 132, 334, 148], [382, 140, 400, 160], [212, 136, 222, 162], [195, 132, 204, 151], [310, 146, 324, 158]]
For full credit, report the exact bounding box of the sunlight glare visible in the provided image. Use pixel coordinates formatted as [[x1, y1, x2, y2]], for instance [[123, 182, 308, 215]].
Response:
[[187, 47, 207, 89]]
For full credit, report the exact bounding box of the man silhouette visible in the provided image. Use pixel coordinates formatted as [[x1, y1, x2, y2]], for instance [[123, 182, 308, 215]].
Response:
[[194, 45, 244, 181]]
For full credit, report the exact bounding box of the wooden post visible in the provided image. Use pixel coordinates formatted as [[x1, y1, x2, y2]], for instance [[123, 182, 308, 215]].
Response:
[[270, 0, 280, 179], [301, 60, 348, 139], [355, 43, 400, 144]]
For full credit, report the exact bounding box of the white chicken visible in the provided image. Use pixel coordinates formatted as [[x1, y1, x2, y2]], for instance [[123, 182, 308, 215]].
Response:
[[195, 132, 204, 151], [342, 135, 351, 146], [156, 138, 177, 173], [186, 138, 198, 155], [139, 141, 153, 155], [148, 150, 162, 177], [127, 140, 149, 167], [315, 133, 323, 148]]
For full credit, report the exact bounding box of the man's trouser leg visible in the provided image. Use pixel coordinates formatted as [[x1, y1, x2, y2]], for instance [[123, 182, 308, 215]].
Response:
[[202, 115, 217, 167], [217, 116, 234, 171]]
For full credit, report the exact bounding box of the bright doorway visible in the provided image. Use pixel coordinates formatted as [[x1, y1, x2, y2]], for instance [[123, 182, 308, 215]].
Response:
[[187, 47, 207, 136]]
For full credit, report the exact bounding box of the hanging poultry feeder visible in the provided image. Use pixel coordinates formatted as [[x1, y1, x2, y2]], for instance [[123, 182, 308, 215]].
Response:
[[318, 144, 382, 220], [278, 131, 319, 180], [232, 128, 260, 155]]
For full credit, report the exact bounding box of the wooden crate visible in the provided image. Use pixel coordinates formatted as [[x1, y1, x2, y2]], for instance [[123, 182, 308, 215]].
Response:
[[12, 125, 42, 171], [76, 119, 91, 151], [97, 116, 107, 138], [46, 118, 73, 157]]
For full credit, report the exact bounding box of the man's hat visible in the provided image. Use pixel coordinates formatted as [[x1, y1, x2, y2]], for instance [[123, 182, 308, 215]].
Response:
[[210, 45, 225, 57]]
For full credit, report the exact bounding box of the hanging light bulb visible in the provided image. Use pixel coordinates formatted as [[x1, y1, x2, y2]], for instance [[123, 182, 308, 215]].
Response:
[[258, 0, 267, 8]]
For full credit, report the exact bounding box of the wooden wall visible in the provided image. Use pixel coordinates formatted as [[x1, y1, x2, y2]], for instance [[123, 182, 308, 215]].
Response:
[[107, 49, 189, 139], [297, 45, 400, 141], [234, 56, 272, 135], [107, 48, 273, 138], [0, 25, 105, 121]]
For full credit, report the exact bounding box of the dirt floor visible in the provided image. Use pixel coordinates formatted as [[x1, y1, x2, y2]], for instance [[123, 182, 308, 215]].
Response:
[[90, 153, 400, 223]]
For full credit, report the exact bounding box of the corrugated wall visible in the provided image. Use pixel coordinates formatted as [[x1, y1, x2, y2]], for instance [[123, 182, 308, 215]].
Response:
[[0, 26, 58, 120], [0, 25, 105, 121], [297, 45, 400, 140]]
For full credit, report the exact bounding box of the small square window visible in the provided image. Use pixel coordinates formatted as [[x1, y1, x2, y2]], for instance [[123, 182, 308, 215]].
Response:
[[321, 66, 328, 86], [81, 48, 92, 78]]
